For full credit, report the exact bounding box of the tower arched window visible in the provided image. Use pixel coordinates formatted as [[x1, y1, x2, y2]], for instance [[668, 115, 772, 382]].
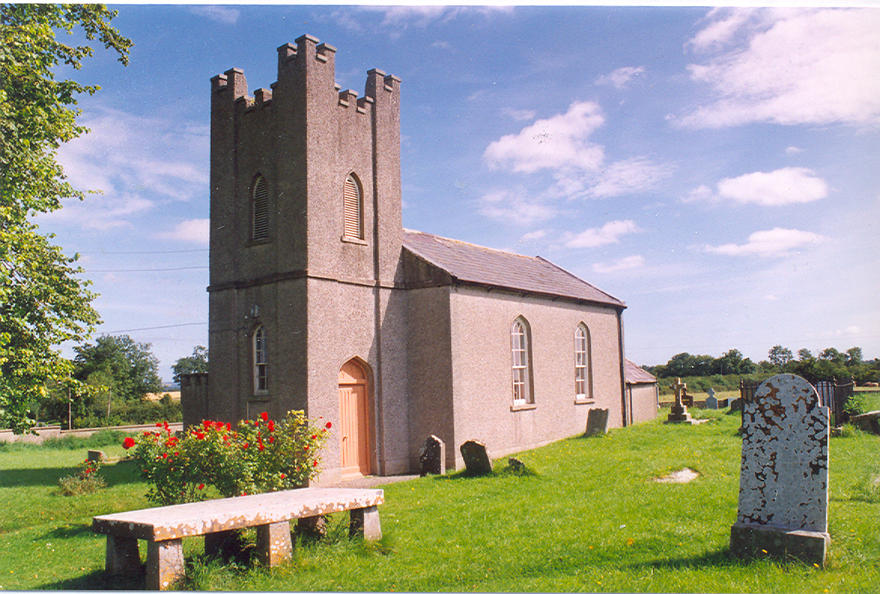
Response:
[[511, 317, 534, 406], [253, 325, 268, 394], [251, 174, 269, 241], [342, 173, 364, 240], [574, 323, 592, 400]]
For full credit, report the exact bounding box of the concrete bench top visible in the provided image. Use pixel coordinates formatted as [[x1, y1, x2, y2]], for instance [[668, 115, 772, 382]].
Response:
[[92, 487, 383, 542]]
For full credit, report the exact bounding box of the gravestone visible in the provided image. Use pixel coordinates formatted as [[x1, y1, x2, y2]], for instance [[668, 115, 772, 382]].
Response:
[[705, 388, 719, 410], [728, 397, 742, 412], [460, 440, 492, 475], [418, 434, 446, 476], [730, 374, 830, 566], [666, 378, 692, 423], [584, 408, 609, 436], [87, 449, 107, 462]]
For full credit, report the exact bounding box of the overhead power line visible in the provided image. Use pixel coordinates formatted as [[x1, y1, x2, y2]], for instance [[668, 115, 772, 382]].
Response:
[[105, 322, 207, 334]]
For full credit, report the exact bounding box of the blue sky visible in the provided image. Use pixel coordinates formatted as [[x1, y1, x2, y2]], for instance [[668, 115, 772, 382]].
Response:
[[39, 4, 880, 381]]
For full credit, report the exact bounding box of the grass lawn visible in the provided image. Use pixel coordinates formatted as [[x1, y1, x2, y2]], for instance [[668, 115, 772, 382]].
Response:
[[1, 413, 878, 592]]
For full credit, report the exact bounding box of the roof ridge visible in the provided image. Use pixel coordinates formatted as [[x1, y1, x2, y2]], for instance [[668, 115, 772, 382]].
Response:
[[534, 256, 626, 306], [404, 229, 538, 262]]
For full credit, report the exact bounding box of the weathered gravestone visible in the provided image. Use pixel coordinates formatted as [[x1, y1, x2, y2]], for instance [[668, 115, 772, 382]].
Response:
[[584, 408, 609, 436], [730, 374, 830, 566], [460, 440, 492, 475], [418, 434, 446, 476], [850, 410, 880, 436], [87, 449, 107, 462], [666, 378, 692, 423], [705, 388, 719, 410], [728, 397, 742, 412]]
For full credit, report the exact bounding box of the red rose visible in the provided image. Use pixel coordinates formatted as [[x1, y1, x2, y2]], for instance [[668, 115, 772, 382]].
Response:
[[215, 421, 225, 430], [279, 473, 286, 479], [267, 420, 275, 432], [313, 460, 318, 467], [269, 436, 275, 444], [202, 419, 211, 429], [197, 483, 205, 490], [195, 431, 206, 440], [260, 411, 269, 422], [122, 437, 136, 449], [325, 421, 332, 429], [226, 422, 232, 431], [242, 442, 249, 449]]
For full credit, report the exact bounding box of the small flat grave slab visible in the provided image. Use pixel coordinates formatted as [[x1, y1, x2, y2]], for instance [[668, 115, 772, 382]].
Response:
[[654, 468, 699, 483]]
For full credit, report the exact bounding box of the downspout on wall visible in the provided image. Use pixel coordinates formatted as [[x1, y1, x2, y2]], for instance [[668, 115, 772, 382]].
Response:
[[617, 308, 628, 427]]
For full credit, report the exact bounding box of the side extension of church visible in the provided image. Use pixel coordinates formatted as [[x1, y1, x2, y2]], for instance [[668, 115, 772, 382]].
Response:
[[183, 35, 652, 483]]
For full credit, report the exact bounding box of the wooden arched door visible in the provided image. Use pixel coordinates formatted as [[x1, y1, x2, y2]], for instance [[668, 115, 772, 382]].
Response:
[[338, 359, 372, 478]]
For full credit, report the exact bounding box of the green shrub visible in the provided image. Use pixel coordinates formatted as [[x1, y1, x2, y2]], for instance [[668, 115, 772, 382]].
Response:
[[844, 391, 870, 417], [125, 410, 330, 505], [57, 457, 106, 495]]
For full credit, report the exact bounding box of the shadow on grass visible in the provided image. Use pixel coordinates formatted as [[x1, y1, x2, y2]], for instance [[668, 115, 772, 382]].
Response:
[[1, 460, 142, 489], [623, 547, 749, 571], [41, 522, 92, 539], [39, 568, 145, 591]]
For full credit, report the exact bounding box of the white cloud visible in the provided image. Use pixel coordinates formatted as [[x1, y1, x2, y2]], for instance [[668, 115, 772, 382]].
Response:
[[519, 229, 547, 241], [595, 66, 645, 89], [483, 102, 670, 202], [478, 189, 556, 224], [156, 219, 210, 245], [705, 227, 826, 257], [717, 167, 828, 206], [685, 167, 828, 206], [190, 6, 239, 25], [593, 255, 645, 273], [785, 146, 804, 155], [51, 107, 208, 229], [484, 101, 605, 174], [501, 107, 536, 122], [586, 158, 673, 199], [335, 6, 513, 32], [564, 220, 640, 248], [681, 8, 880, 128]]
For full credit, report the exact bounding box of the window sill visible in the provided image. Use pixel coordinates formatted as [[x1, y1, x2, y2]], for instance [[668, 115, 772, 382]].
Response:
[[574, 398, 595, 405], [510, 403, 537, 412], [249, 393, 270, 402], [247, 238, 272, 247], [340, 235, 367, 246]]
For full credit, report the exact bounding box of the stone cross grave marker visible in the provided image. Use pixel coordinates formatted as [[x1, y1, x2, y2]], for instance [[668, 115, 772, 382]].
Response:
[[460, 440, 492, 475], [584, 408, 609, 436], [705, 388, 719, 410], [730, 373, 830, 565], [666, 377, 692, 423], [418, 434, 446, 476]]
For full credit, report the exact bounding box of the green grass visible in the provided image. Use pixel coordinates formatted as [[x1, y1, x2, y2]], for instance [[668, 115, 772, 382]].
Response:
[[1, 413, 878, 592]]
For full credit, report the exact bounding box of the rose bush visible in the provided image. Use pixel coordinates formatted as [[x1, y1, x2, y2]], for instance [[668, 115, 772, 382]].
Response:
[[124, 410, 330, 505], [58, 456, 106, 495]]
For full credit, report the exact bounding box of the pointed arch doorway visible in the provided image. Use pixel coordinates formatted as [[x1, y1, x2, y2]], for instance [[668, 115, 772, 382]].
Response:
[[338, 359, 373, 478]]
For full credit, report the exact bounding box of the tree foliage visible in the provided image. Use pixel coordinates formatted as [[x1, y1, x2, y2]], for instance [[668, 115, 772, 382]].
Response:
[[0, 4, 131, 432], [171, 345, 208, 384], [73, 335, 163, 403]]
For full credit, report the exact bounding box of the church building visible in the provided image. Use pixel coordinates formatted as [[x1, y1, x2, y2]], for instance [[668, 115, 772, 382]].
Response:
[[182, 35, 656, 483]]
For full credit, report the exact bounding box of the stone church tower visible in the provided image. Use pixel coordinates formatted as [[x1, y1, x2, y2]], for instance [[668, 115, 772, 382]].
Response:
[[204, 35, 411, 479]]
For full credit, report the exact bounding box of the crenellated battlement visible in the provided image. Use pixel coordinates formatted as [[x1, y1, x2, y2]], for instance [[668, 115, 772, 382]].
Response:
[[212, 34, 398, 118]]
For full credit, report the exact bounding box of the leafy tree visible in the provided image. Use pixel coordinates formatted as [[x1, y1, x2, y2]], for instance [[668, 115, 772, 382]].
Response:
[[665, 352, 696, 377], [172, 345, 209, 384], [797, 348, 814, 362], [0, 5, 131, 432], [845, 347, 863, 367], [73, 335, 163, 403], [819, 347, 845, 365], [768, 345, 794, 370], [716, 349, 746, 375]]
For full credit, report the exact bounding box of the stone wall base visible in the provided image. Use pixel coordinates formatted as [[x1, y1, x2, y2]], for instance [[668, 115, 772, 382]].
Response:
[[730, 522, 830, 566]]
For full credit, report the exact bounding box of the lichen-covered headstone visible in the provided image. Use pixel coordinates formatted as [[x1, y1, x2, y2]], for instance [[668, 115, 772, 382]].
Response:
[[418, 434, 446, 476], [730, 373, 830, 565], [584, 408, 609, 436], [460, 440, 492, 475]]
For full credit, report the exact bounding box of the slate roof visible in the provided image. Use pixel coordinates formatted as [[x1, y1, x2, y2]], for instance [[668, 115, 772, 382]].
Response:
[[624, 359, 657, 385], [402, 229, 625, 308]]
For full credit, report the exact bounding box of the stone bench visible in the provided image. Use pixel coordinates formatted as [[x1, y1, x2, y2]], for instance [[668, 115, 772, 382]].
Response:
[[91, 487, 383, 590]]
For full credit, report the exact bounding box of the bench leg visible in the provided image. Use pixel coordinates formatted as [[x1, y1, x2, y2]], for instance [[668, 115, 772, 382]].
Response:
[[256, 521, 292, 567], [106, 534, 141, 575], [349, 506, 382, 541], [146, 539, 184, 590]]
